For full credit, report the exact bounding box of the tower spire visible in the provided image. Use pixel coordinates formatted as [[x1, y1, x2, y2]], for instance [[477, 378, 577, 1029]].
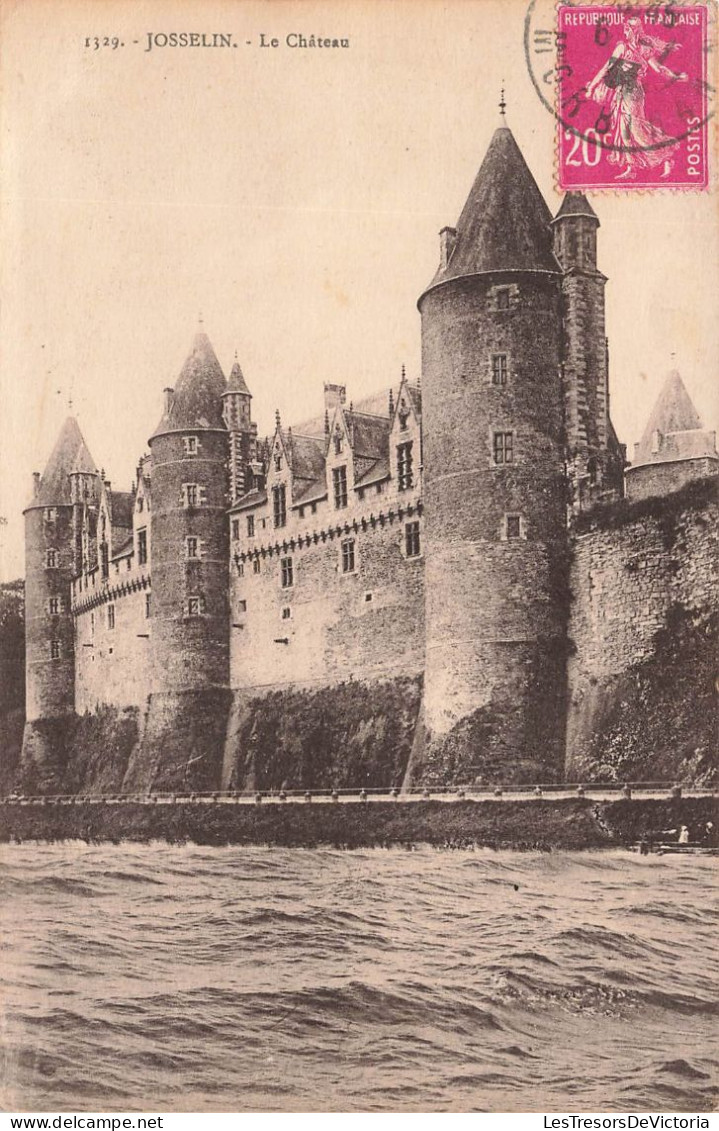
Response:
[[499, 83, 506, 121]]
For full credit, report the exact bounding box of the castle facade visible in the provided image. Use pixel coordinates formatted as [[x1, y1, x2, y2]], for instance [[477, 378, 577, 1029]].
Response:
[[20, 127, 718, 794]]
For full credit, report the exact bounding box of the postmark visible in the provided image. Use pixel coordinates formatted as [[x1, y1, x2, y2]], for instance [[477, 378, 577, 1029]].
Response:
[[558, 5, 709, 188]]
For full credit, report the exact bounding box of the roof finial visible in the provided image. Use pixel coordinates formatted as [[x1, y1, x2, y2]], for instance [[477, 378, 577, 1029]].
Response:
[[234, 348, 238, 361], [324, 408, 330, 436], [401, 363, 406, 381], [275, 408, 281, 430], [198, 311, 204, 327], [499, 83, 507, 121], [389, 388, 395, 416]]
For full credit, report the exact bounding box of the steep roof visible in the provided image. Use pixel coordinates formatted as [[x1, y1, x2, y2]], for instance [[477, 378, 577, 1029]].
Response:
[[553, 191, 598, 223], [109, 490, 134, 530], [225, 357, 252, 397], [422, 127, 559, 296], [152, 331, 227, 437], [640, 371, 703, 440], [633, 370, 715, 466], [35, 417, 97, 505]]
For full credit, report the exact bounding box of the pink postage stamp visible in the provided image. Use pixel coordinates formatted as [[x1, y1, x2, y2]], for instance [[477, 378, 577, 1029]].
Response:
[[557, 5, 709, 189]]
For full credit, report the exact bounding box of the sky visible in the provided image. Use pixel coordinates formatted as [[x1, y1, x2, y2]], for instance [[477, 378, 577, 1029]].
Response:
[[1, 0, 717, 581]]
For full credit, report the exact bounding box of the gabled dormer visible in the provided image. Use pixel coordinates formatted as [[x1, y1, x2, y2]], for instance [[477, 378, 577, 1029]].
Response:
[[325, 403, 356, 511], [390, 372, 422, 494], [267, 413, 292, 529]]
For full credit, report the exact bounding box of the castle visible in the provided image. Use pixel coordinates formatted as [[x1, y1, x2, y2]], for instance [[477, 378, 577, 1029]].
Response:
[[20, 125, 718, 795]]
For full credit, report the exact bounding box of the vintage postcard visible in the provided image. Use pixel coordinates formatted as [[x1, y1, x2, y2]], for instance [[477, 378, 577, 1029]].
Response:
[[0, 0, 717, 1117]]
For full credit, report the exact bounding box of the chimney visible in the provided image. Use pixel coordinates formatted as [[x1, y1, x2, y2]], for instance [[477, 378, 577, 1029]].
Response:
[[163, 387, 174, 414], [324, 383, 346, 413], [439, 226, 457, 269]]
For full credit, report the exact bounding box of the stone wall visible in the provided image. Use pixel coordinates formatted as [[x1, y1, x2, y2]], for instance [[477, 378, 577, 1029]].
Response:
[[625, 456, 719, 502], [74, 586, 152, 712], [230, 498, 425, 693], [567, 478, 718, 783]]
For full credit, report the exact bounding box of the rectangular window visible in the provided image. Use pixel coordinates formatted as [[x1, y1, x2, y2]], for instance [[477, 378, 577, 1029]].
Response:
[[272, 485, 287, 528], [280, 556, 294, 588], [334, 432, 343, 455], [137, 528, 148, 565], [186, 536, 200, 559], [184, 436, 198, 456], [333, 466, 348, 509], [46, 549, 58, 569], [311, 503, 317, 515], [100, 542, 109, 580], [496, 287, 511, 311], [44, 507, 57, 522], [341, 539, 356, 574], [145, 593, 151, 619], [247, 514, 255, 537], [187, 596, 204, 616], [50, 640, 61, 660], [405, 521, 421, 558], [274, 453, 283, 472], [48, 596, 62, 615], [184, 483, 199, 507], [493, 431, 514, 465], [237, 599, 247, 613], [90, 612, 95, 637], [281, 606, 291, 620], [376, 483, 383, 495], [237, 562, 244, 578], [137, 497, 144, 513], [397, 442, 414, 490], [506, 515, 522, 540], [231, 519, 240, 541], [298, 506, 305, 519], [491, 354, 508, 386], [253, 557, 261, 575], [107, 604, 115, 630]]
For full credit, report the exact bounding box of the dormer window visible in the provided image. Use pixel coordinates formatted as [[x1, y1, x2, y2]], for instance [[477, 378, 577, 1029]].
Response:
[[397, 442, 414, 491], [332, 466, 348, 509], [184, 436, 199, 456], [272, 485, 287, 528]]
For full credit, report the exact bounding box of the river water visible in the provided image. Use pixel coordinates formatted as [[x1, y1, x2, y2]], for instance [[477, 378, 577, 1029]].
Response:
[[0, 844, 716, 1112]]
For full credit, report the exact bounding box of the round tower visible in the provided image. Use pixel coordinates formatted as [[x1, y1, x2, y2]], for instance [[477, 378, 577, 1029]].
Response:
[[21, 417, 96, 790], [133, 328, 231, 792], [418, 126, 569, 783], [148, 329, 230, 695]]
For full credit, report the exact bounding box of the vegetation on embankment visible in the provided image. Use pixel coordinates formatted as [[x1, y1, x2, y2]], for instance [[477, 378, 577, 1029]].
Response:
[[0, 796, 715, 850]]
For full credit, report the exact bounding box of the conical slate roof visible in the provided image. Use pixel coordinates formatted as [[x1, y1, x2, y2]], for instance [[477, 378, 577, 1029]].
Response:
[[553, 191, 598, 222], [225, 358, 252, 397], [640, 370, 703, 441], [422, 127, 559, 295], [152, 331, 227, 437], [36, 417, 96, 505]]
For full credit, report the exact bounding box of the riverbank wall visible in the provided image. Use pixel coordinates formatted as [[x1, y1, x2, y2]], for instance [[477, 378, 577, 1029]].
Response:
[[1, 796, 715, 851]]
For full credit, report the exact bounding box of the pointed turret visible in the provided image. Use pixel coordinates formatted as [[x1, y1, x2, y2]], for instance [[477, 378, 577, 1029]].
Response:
[[32, 417, 96, 506], [422, 126, 558, 297], [554, 191, 598, 222], [637, 370, 703, 450], [222, 352, 257, 502], [152, 330, 227, 437], [626, 370, 718, 500]]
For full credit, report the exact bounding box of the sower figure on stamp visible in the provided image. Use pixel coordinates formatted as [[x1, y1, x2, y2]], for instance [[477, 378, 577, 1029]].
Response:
[[586, 16, 688, 180]]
